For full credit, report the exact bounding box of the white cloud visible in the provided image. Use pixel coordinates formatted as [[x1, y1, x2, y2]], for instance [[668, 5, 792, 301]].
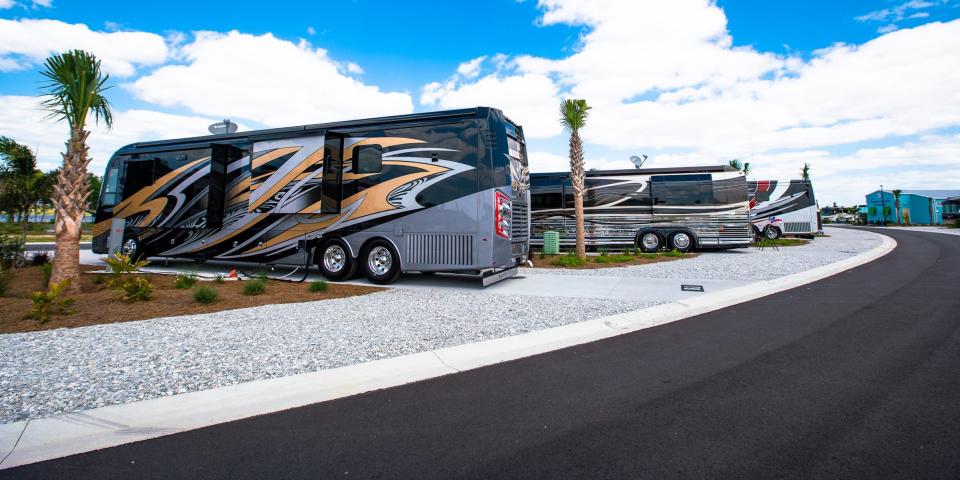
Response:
[[855, 0, 936, 23], [306, 26, 316, 35], [0, 18, 168, 76], [127, 31, 413, 127], [422, 2, 960, 185], [0, 95, 238, 174], [0, 0, 15, 8], [456, 56, 486, 78]]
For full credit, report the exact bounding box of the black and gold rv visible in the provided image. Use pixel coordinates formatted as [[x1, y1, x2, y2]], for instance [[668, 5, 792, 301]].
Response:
[[530, 165, 752, 252], [93, 107, 530, 285]]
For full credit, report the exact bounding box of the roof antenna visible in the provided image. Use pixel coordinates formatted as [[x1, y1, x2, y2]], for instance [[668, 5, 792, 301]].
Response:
[[630, 154, 648, 169]]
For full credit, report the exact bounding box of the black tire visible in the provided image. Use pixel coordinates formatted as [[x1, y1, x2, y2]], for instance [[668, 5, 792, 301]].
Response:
[[751, 226, 762, 242], [669, 231, 695, 253], [637, 231, 662, 253], [763, 226, 782, 240], [316, 238, 356, 281], [120, 234, 144, 261], [361, 239, 402, 284]]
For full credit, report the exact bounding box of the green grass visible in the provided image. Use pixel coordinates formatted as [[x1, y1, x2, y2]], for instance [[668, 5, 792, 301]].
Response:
[[550, 255, 587, 267], [192, 286, 218, 304], [308, 280, 329, 293], [242, 279, 267, 295], [592, 254, 634, 264], [663, 248, 687, 257], [759, 238, 809, 247]]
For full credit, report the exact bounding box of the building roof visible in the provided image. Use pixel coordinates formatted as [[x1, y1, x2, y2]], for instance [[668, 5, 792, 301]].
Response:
[[868, 189, 960, 199]]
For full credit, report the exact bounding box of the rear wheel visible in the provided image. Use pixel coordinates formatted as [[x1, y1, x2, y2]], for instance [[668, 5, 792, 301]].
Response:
[[751, 226, 762, 242], [669, 231, 694, 253], [317, 239, 356, 281], [362, 239, 401, 284], [637, 231, 662, 253], [763, 226, 782, 240]]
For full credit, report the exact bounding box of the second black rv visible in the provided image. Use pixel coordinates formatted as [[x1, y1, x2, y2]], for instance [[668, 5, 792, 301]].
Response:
[[530, 165, 752, 252], [92, 107, 529, 285]]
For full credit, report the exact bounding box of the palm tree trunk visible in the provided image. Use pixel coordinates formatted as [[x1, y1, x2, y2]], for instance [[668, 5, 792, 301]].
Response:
[[569, 130, 586, 260], [49, 127, 91, 292], [18, 207, 28, 245]]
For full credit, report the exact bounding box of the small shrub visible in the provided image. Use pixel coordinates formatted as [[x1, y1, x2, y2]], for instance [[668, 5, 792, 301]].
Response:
[[598, 248, 608, 257], [593, 254, 633, 264], [39, 262, 53, 287], [0, 269, 11, 296], [192, 285, 218, 304], [537, 250, 545, 259], [103, 253, 149, 275], [213, 274, 225, 284], [174, 273, 198, 289], [31, 251, 51, 266], [0, 234, 23, 269], [92, 274, 106, 285], [663, 249, 685, 257], [118, 277, 154, 302], [26, 279, 74, 323], [308, 280, 328, 293], [243, 279, 266, 295]]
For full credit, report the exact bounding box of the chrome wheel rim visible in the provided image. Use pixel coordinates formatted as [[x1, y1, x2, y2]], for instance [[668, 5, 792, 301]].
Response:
[[121, 238, 138, 256], [642, 233, 659, 250], [765, 228, 778, 239], [323, 245, 347, 273], [673, 233, 691, 250], [368, 246, 393, 276]]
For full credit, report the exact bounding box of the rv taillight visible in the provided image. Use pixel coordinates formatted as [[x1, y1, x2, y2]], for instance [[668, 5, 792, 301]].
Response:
[[495, 191, 511, 239]]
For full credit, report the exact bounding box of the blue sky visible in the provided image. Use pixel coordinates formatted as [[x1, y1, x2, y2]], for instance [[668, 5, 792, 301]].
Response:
[[1, 0, 959, 205]]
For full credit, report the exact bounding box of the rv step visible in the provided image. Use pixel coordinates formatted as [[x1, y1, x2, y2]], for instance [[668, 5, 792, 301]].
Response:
[[481, 266, 519, 287]]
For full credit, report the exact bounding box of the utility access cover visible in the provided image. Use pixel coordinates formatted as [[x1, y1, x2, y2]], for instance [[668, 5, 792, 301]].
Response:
[[681, 284, 704, 292]]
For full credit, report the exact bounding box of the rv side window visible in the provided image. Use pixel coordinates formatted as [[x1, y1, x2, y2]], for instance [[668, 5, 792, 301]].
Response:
[[651, 175, 712, 206], [353, 144, 382, 174], [713, 177, 747, 205], [101, 166, 121, 207]]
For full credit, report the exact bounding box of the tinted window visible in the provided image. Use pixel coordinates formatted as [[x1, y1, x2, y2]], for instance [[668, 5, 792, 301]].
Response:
[[530, 176, 562, 210], [713, 177, 747, 205], [353, 144, 382, 174], [651, 175, 712, 206]]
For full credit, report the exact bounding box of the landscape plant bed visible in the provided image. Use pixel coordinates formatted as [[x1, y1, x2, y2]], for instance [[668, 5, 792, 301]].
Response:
[[756, 238, 810, 247], [0, 265, 383, 334], [529, 251, 698, 269]]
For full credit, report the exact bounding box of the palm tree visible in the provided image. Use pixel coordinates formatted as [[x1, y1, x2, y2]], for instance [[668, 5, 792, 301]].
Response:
[[559, 99, 591, 260], [0, 137, 40, 244], [800, 163, 811, 182], [728, 158, 750, 177], [891, 189, 902, 225], [39, 50, 113, 290]]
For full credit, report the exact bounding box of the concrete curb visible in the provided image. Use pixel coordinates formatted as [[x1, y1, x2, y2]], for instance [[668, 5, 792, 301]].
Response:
[[0, 231, 896, 469]]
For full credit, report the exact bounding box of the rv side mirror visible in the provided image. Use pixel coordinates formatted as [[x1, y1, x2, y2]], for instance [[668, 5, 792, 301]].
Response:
[[353, 144, 383, 174]]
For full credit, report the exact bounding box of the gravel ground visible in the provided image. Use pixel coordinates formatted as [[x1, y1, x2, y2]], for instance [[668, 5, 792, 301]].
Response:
[[0, 226, 886, 424], [0, 291, 656, 423], [522, 226, 883, 281]]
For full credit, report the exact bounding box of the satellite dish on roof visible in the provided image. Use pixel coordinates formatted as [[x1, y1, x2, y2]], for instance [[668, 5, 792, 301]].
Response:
[[208, 119, 238, 135], [630, 154, 648, 169]]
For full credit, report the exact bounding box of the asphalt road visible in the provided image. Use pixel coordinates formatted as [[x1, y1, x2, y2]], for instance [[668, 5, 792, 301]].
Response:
[[4, 228, 959, 479]]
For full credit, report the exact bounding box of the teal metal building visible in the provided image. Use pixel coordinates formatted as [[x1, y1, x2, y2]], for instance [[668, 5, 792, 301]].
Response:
[[865, 189, 960, 225]]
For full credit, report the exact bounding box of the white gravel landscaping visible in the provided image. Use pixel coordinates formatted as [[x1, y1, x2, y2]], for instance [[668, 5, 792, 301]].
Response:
[[0, 226, 885, 424], [0, 291, 656, 423], [523, 226, 882, 281]]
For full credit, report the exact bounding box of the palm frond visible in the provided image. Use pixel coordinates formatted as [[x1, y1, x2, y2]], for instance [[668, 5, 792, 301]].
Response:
[[559, 99, 591, 132], [38, 49, 113, 130]]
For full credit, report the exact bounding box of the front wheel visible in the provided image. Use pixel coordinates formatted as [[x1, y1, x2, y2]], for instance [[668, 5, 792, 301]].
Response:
[[637, 231, 662, 253], [317, 239, 357, 281], [361, 239, 401, 284], [763, 226, 782, 240]]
